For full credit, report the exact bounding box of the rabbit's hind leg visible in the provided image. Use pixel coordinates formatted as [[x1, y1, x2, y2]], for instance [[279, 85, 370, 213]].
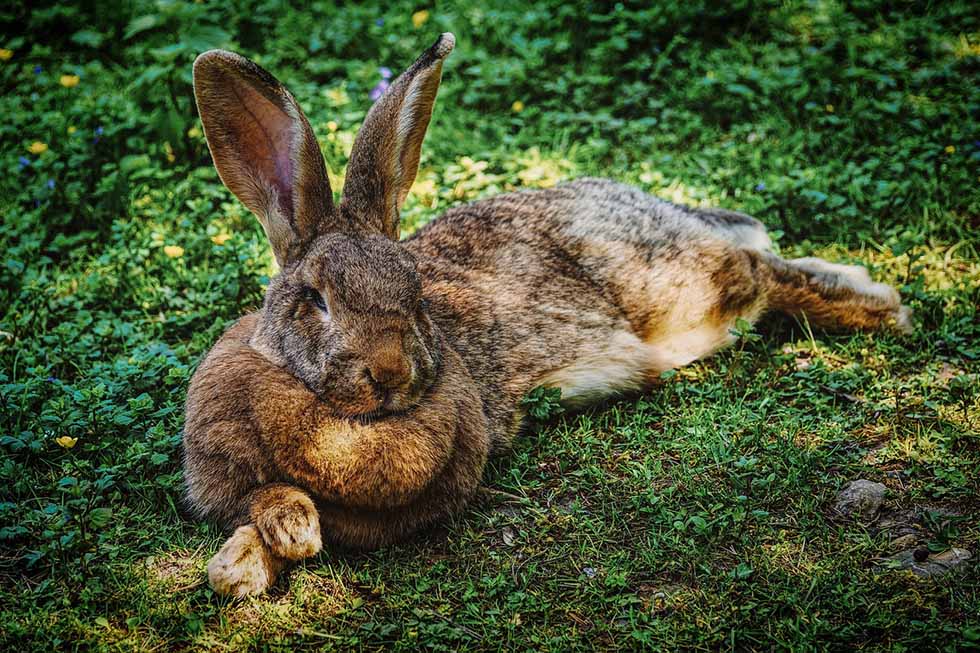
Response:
[[765, 255, 912, 333]]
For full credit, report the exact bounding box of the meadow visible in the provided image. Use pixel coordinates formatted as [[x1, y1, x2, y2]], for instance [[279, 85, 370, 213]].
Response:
[[1, 1, 978, 650]]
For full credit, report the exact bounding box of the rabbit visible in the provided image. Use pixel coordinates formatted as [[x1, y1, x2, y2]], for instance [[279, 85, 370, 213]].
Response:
[[184, 33, 911, 597]]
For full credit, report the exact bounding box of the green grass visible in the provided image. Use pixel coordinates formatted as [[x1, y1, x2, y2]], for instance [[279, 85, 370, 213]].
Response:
[[2, 1, 979, 650]]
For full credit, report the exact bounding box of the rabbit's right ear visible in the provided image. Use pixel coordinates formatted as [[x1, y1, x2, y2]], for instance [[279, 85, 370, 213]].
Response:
[[341, 33, 455, 240], [193, 50, 338, 266]]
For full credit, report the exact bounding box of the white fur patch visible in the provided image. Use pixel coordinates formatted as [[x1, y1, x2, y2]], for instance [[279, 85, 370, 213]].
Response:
[[539, 320, 744, 407], [648, 322, 738, 369], [539, 330, 667, 407], [730, 224, 773, 252]]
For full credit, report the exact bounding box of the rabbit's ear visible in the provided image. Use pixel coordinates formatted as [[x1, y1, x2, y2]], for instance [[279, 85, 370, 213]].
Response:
[[341, 33, 455, 240], [193, 50, 337, 266]]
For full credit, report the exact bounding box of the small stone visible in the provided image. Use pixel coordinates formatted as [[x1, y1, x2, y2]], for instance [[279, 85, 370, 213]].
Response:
[[890, 534, 918, 550], [495, 504, 522, 519], [582, 567, 597, 579], [501, 526, 516, 546], [835, 479, 887, 521], [885, 547, 972, 578]]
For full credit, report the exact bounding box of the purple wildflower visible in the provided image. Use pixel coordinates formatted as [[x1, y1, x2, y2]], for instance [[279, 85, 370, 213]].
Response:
[[47, 179, 55, 189], [18, 156, 31, 168], [46, 376, 57, 383], [379, 66, 392, 80], [755, 182, 766, 191], [93, 125, 103, 144], [33, 65, 42, 75], [369, 79, 390, 101], [375, 18, 384, 27]]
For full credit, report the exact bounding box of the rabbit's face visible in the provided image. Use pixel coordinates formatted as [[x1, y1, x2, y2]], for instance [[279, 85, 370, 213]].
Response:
[[256, 233, 440, 417], [193, 35, 456, 415]]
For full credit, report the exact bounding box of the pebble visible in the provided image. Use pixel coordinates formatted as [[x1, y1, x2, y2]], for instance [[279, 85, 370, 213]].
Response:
[[834, 479, 887, 521], [890, 534, 918, 551], [885, 547, 972, 578]]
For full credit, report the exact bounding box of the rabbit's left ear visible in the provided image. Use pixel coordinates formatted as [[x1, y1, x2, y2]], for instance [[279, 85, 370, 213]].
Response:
[[193, 50, 338, 267], [341, 33, 455, 240]]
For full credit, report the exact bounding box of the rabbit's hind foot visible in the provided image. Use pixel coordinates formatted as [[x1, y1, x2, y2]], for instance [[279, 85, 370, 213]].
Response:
[[207, 524, 286, 597]]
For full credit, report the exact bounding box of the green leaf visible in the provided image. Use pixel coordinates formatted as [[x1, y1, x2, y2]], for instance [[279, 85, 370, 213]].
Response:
[[179, 24, 231, 52], [112, 413, 135, 426], [120, 155, 151, 174], [88, 508, 112, 529], [124, 15, 161, 40], [725, 83, 754, 97], [520, 386, 564, 421], [71, 30, 104, 48]]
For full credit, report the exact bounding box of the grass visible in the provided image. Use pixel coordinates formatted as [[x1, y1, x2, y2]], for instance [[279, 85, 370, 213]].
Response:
[[1, 0, 979, 650]]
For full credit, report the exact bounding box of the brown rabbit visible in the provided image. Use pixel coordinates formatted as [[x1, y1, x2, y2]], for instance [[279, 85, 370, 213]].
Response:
[[184, 33, 911, 597]]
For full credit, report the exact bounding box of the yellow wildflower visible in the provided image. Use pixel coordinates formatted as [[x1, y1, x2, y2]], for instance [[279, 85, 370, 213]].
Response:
[[326, 120, 338, 132], [60, 74, 80, 88], [325, 86, 350, 106], [0, 48, 13, 61], [511, 100, 525, 113], [164, 141, 175, 163], [56, 436, 78, 449], [67, 125, 77, 134], [944, 145, 956, 154], [187, 126, 202, 139], [412, 10, 429, 28], [28, 141, 48, 155], [953, 36, 980, 58], [210, 233, 231, 245], [164, 245, 184, 258], [825, 104, 834, 113]]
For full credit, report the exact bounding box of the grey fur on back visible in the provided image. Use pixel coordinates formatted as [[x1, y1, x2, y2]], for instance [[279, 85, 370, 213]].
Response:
[[404, 178, 772, 448]]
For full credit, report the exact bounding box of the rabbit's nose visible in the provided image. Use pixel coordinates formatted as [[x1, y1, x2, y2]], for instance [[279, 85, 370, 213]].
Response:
[[366, 357, 412, 390]]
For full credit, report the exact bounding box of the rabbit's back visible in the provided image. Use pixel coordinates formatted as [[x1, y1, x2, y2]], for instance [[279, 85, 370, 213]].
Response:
[[410, 178, 770, 273], [407, 178, 773, 443]]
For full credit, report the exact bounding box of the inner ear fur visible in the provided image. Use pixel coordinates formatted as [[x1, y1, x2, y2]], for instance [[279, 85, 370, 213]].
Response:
[[193, 50, 339, 266]]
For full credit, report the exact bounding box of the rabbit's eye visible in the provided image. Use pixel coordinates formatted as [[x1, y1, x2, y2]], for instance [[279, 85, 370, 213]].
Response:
[[303, 286, 327, 313], [418, 298, 431, 313]]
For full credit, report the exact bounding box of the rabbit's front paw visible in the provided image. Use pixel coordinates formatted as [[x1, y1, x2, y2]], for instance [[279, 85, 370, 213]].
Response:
[[255, 493, 322, 561], [208, 525, 280, 597]]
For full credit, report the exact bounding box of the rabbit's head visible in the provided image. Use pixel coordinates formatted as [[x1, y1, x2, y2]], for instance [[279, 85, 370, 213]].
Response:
[[193, 34, 455, 417]]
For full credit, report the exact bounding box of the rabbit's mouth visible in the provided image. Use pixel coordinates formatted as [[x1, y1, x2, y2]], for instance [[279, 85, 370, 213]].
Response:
[[376, 357, 440, 415], [312, 331, 442, 418], [361, 347, 440, 417], [317, 357, 437, 419], [379, 388, 419, 413]]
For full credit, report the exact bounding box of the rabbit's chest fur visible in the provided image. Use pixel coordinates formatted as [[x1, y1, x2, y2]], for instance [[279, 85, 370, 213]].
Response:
[[407, 178, 771, 418]]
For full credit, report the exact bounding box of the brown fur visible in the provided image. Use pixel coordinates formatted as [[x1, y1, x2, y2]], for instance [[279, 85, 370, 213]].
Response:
[[184, 35, 911, 595]]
